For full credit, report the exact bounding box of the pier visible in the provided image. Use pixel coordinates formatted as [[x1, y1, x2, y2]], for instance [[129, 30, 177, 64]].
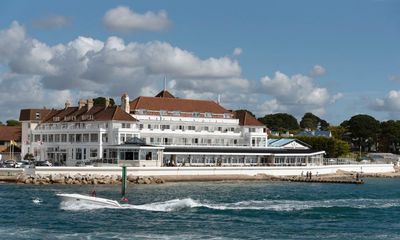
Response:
[[280, 177, 364, 184]]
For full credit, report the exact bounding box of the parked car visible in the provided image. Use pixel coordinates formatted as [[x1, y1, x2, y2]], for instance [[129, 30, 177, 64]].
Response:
[[34, 160, 52, 167], [15, 160, 32, 168], [4, 160, 16, 168]]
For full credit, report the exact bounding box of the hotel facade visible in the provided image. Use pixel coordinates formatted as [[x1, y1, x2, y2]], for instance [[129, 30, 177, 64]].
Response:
[[19, 90, 325, 167]]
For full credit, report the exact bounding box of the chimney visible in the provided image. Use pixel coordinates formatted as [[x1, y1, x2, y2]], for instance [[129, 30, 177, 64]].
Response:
[[87, 98, 94, 110], [78, 99, 86, 109], [105, 97, 110, 108], [65, 100, 71, 109], [121, 93, 130, 114]]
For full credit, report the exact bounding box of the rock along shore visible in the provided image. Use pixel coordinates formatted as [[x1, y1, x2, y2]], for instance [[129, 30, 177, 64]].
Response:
[[11, 173, 165, 185]]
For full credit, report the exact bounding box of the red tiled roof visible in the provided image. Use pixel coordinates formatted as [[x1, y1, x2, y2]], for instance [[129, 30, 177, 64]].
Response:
[[0, 126, 21, 141], [129, 96, 230, 114], [42, 105, 137, 123], [234, 111, 265, 126], [19, 109, 53, 121]]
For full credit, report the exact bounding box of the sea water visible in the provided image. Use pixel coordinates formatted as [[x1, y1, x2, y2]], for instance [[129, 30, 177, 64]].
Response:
[[1, 179, 400, 239]]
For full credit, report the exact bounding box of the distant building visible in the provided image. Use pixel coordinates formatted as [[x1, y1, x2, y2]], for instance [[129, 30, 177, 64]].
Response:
[[0, 126, 21, 160], [297, 130, 332, 138]]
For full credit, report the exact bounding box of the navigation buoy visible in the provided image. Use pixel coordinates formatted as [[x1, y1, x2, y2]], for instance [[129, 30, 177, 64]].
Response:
[[121, 197, 129, 203]]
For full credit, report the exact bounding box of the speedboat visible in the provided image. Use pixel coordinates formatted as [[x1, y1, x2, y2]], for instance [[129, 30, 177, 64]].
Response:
[[56, 193, 122, 208]]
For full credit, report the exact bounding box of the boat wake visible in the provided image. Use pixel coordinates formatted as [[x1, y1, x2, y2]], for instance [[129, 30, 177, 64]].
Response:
[[59, 196, 400, 212], [32, 197, 43, 205]]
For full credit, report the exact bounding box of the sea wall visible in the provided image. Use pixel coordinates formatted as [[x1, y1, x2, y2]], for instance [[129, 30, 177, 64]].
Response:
[[33, 164, 394, 177]]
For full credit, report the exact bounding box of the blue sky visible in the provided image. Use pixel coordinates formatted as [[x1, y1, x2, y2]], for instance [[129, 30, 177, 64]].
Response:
[[0, 0, 400, 125]]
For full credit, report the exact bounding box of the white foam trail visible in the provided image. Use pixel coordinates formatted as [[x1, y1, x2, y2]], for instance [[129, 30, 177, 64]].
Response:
[[125, 198, 202, 212], [59, 197, 400, 212], [32, 197, 42, 205]]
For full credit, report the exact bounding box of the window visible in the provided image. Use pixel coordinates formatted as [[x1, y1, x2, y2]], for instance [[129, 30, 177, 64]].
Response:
[[205, 112, 212, 118], [102, 133, 108, 143], [122, 123, 131, 128], [161, 125, 170, 130], [178, 125, 185, 131], [126, 134, 133, 141], [54, 134, 60, 142], [192, 112, 200, 117], [120, 134, 126, 143], [188, 126, 195, 131], [76, 134, 82, 142], [83, 134, 89, 142], [35, 112, 40, 119], [90, 133, 98, 142], [139, 124, 144, 130], [34, 134, 40, 142], [69, 134, 75, 142], [42, 134, 48, 142], [61, 134, 67, 142], [89, 148, 98, 158], [76, 148, 82, 160]]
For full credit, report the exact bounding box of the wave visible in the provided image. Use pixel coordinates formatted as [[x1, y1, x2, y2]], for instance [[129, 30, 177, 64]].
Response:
[[32, 197, 43, 205], [59, 196, 400, 212]]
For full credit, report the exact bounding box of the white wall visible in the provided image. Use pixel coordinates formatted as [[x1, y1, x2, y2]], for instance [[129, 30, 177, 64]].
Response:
[[34, 164, 394, 176]]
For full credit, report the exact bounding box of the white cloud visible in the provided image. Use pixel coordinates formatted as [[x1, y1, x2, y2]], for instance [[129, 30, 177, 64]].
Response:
[[103, 6, 170, 32], [370, 90, 400, 112], [310, 64, 326, 77], [233, 48, 242, 56], [330, 92, 343, 103], [32, 15, 70, 29], [258, 71, 337, 116]]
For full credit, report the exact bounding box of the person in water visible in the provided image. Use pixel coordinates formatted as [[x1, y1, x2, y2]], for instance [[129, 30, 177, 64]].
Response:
[[91, 190, 96, 197]]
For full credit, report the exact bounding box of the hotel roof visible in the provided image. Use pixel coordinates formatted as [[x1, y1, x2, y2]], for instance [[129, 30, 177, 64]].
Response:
[[19, 109, 53, 121], [39, 105, 137, 123], [233, 110, 265, 126], [130, 90, 231, 114], [0, 126, 21, 141]]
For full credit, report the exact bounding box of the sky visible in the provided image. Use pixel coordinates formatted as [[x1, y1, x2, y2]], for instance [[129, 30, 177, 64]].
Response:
[[0, 0, 400, 125]]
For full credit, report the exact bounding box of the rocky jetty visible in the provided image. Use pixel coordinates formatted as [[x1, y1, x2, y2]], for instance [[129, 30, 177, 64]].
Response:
[[15, 173, 165, 185]]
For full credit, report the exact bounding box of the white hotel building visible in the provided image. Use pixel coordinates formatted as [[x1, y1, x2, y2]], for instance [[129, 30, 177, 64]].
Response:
[[19, 90, 324, 167]]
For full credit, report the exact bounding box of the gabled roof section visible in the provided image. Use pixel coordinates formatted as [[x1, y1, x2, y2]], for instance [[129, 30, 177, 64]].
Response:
[[233, 111, 265, 126], [129, 96, 230, 114], [155, 90, 175, 98], [19, 109, 53, 121], [267, 138, 311, 149], [0, 126, 21, 141]]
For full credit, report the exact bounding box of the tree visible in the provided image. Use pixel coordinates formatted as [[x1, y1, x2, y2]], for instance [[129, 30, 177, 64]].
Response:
[[6, 119, 21, 126], [235, 109, 256, 118], [379, 120, 400, 153], [300, 112, 329, 130], [328, 125, 347, 140], [93, 97, 115, 106], [258, 113, 299, 132], [347, 114, 380, 152], [296, 136, 350, 158]]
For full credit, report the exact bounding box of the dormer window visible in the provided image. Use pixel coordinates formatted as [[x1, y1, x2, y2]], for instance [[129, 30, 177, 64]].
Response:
[[205, 112, 212, 118], [192, 112, 200, 117]]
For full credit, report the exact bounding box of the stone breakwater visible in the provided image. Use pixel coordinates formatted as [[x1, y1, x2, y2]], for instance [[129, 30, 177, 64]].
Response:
[[14, 173, 165, 185]]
